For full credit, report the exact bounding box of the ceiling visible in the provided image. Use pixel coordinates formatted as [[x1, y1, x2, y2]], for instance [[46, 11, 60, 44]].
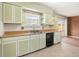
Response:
[[40, 2, 79, 17]]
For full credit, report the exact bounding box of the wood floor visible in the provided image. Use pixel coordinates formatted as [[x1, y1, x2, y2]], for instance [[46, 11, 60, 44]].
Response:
[[23, 37, 79, 57]]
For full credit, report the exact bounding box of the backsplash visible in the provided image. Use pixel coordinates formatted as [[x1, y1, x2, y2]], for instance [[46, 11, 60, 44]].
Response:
[[4, 23, 43, 31], [4, 23, 56, 32], [4, 23, 21, 31]]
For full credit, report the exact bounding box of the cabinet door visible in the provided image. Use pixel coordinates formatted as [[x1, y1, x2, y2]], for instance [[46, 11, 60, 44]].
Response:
[[40, 38, 46, 49], [3, 41, 16, 57], [35, 36, 40, 50], [14, 6, 22, 23], [31, 39, 37, 52], [3, 3, 13, 23], [0, 3, 2, 20], [28, 39, 32, 53], [30, 35, 40, 52], [32, 35, 40, 52], [43, 14, 54, 24], [18, 39, 29, 56], [0, 39, 2, 57], [54, 32, 61, 44], [40, 34, 46, 49]]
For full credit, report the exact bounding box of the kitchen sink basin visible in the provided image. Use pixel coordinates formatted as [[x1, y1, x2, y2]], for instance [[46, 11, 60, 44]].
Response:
[[30, 30, 42, 34]]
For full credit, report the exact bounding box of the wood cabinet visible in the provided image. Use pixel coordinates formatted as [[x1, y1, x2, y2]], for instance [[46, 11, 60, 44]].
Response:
[[68, 17, 79, 36], [3, 3, 22, 23]]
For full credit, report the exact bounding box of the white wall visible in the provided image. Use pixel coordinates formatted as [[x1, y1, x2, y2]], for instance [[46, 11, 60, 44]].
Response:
[[4, 24, 21, 31], [64, 18, 68, 36]]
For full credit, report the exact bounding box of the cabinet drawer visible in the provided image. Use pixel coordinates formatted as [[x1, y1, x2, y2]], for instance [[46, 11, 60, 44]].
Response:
[[30, 35, 39, 39], [2, 38, 17, 43], [2, 36, 30, 42], [39, 34, 46, 39]]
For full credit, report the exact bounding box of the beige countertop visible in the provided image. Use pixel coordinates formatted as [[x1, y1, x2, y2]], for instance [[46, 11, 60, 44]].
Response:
[[3, 29, 59, 38]]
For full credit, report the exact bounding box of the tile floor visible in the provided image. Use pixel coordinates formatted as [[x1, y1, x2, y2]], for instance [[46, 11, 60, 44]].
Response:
[[23, 37, 79, 57]]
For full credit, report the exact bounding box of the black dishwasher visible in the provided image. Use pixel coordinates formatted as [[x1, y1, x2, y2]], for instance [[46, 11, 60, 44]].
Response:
[[46, 32, 54, 47]]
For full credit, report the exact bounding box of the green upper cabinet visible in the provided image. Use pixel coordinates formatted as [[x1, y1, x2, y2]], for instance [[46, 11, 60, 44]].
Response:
[[3, 3, 22, 23], [14, 6, 22, 23], [3, 3, 13, 23], [43, 13, 54, 25], [0, 3, 2, 20]]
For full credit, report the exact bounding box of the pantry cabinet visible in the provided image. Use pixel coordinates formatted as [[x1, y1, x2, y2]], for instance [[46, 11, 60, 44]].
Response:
[[3, 3, 22, 23]]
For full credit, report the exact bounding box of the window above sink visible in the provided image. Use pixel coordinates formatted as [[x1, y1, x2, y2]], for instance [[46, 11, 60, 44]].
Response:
[[21, 8, 43, 30], [22, 9, 43, 26]]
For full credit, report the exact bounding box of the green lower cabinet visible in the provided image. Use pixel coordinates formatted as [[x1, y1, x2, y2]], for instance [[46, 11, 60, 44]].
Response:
[[18, 39, 29, 56], [3, 42, 16, 57], [0, 39, 2, 57], [29, 34, 46, 53], [1, 34, 46, 57], [31, 39, 36, 52], [29, 39, 38, 52], [32, 39, 37, 51], [0, 44, 2, 57], [35, 38, 40, 50], [28, 39, 32, 53], [31, 38, 40, 52], [40, 38, 46, 49], [39, 34, 46, 49]]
